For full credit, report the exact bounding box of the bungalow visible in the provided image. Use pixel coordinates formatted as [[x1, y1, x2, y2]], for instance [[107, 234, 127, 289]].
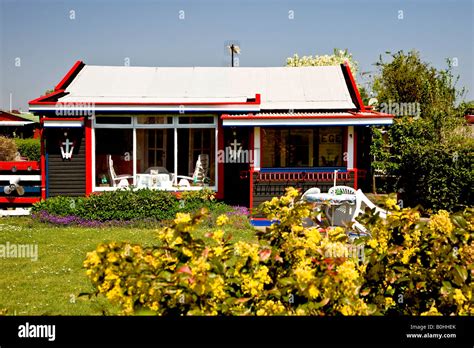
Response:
[[28, 61, 393, 208]]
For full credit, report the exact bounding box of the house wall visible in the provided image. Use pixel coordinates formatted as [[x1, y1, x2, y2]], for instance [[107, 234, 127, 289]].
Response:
[[45, 128, 86, 197]]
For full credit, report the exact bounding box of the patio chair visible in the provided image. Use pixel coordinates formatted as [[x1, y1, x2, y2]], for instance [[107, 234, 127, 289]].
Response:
[[349, 189, 389, 235], [301, 187, 321, 201], [328, 185, 356, 195], [300, 187, 322, 227], [107, 154, 133, 187], [176, 154, 209, 186]]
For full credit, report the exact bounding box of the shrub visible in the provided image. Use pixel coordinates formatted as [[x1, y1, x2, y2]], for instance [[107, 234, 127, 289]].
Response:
[[0, 136, 18, 161], [83, 188, 372, 315], [358, 206, 474, 315], [32, 189, 180, 222], [396, 142, 473, 211], [32, 188, 232, 224], [14, 138, 41, 161], [83, 187, 473, 316]]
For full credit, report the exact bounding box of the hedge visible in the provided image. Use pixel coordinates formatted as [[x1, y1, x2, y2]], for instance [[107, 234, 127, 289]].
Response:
[[32, 188, 232, 222], [14, 138, 41, 162]]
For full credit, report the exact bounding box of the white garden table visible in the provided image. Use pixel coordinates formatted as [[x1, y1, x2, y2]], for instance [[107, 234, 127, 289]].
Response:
[[303, 193, 356, 226]]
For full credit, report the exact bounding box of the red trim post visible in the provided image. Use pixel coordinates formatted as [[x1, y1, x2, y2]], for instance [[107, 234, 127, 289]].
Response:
[[40, 126, 46, 200], [248, 127, 254, 210], [85, 119, 93, 196], [216, 118, 225, 200], [353, 129, 358, 189]]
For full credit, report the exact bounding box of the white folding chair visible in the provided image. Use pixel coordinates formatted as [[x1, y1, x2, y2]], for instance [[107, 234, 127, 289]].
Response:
[[107, 154, 133, 187]]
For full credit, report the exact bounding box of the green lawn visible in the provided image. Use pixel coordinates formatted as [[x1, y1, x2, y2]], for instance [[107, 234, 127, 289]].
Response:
[[0, 216, 256, 315]]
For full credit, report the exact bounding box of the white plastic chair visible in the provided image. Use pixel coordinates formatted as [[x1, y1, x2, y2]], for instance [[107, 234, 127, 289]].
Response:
[[328, 185, 356, 195], [350, 189, 389, 235], [176, 154, 209, 185], [107, 155, 133, 187], [301, 187, 321, 201]]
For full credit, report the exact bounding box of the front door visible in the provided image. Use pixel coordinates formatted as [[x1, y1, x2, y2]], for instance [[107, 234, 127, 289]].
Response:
[[223, 127, 251, 207]]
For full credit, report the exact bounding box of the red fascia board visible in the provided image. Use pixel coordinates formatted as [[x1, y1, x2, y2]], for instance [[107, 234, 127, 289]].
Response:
[[28, 60, 84, 105], [40, 117, 85, 123], [0, 197, 41, 204], [29, 90, 68, 104], [29, 94, 262, 107], [0, 111, 26, 122], [0, 161, 40, 171], [220, 112, 393, 120], [347, 110, 393, 118], [55, 60, 85, 91], [342, 62, 366, 112]]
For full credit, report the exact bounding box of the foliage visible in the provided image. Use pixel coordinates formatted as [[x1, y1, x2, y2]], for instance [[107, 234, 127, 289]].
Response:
[[370, 51, 472, 210], [0, 136, 18, 161], [372, 50, 463, 118], [14, 138, 41, 161], [358, 206, 474, 315], [32, 188, 228, 223], [83, 188, 372, 316], [286, 48, 358, 75], [395, 138, 473, 211], [84, 188, 473, 316]]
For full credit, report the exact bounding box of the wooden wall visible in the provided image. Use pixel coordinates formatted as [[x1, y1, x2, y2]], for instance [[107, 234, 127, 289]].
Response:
[[45, 128, 86, 197]]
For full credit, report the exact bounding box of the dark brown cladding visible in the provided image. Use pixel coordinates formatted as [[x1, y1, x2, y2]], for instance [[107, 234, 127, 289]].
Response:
[[45, 128, 86, 197]]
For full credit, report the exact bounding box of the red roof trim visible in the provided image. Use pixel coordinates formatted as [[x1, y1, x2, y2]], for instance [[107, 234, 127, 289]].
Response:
[[342, 62, 366, 111], [29, 94, 261, 106], [28, 61, 84, 105], [54, 60, 85, 91], [0, 111, 26, 122], [40, 117, 85, 123], [220, 112, 393, 120], [29, 90, 68, 104]]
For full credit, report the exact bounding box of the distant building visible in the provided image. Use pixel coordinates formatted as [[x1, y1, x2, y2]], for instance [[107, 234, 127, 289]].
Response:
[[0, 110, 40, 138]]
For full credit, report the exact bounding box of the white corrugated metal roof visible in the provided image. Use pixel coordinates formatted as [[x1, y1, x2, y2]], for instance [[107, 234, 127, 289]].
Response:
[[57, 65, 356, 110]]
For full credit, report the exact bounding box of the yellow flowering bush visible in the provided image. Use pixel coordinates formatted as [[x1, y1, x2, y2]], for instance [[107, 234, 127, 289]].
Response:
[[359, 206, 474, 315], [84, 188, 372, 315], [83, 187, 473, 316]]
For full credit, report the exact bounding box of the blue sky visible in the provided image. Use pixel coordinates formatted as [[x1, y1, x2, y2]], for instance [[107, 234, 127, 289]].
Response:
[[0, 0, 473, 110]]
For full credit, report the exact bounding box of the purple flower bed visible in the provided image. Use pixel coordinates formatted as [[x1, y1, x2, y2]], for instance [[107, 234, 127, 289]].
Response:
[[31, 210, 139, 228], [227, 206, 250, 217]]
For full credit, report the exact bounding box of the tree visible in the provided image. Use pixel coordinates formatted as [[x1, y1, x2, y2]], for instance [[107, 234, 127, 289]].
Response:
[[370, 50, 473, 211], [286, 48, 358, 75]]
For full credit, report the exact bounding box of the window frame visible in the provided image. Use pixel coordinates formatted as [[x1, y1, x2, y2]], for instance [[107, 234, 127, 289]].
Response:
[[92, 115, 218, 192]]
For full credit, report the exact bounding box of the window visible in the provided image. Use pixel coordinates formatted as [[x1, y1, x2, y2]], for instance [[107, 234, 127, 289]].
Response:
[[177, 128, 215, 185], [178, 116, 215, 124], [95, 116, 132, 125], [136, 116, 172, 125], [318, 127, 343, 166], [95, 129, 133, 187], [261, 127, 343, 168], [93, 115, 217, 190], [136, 129, 174, 173]]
